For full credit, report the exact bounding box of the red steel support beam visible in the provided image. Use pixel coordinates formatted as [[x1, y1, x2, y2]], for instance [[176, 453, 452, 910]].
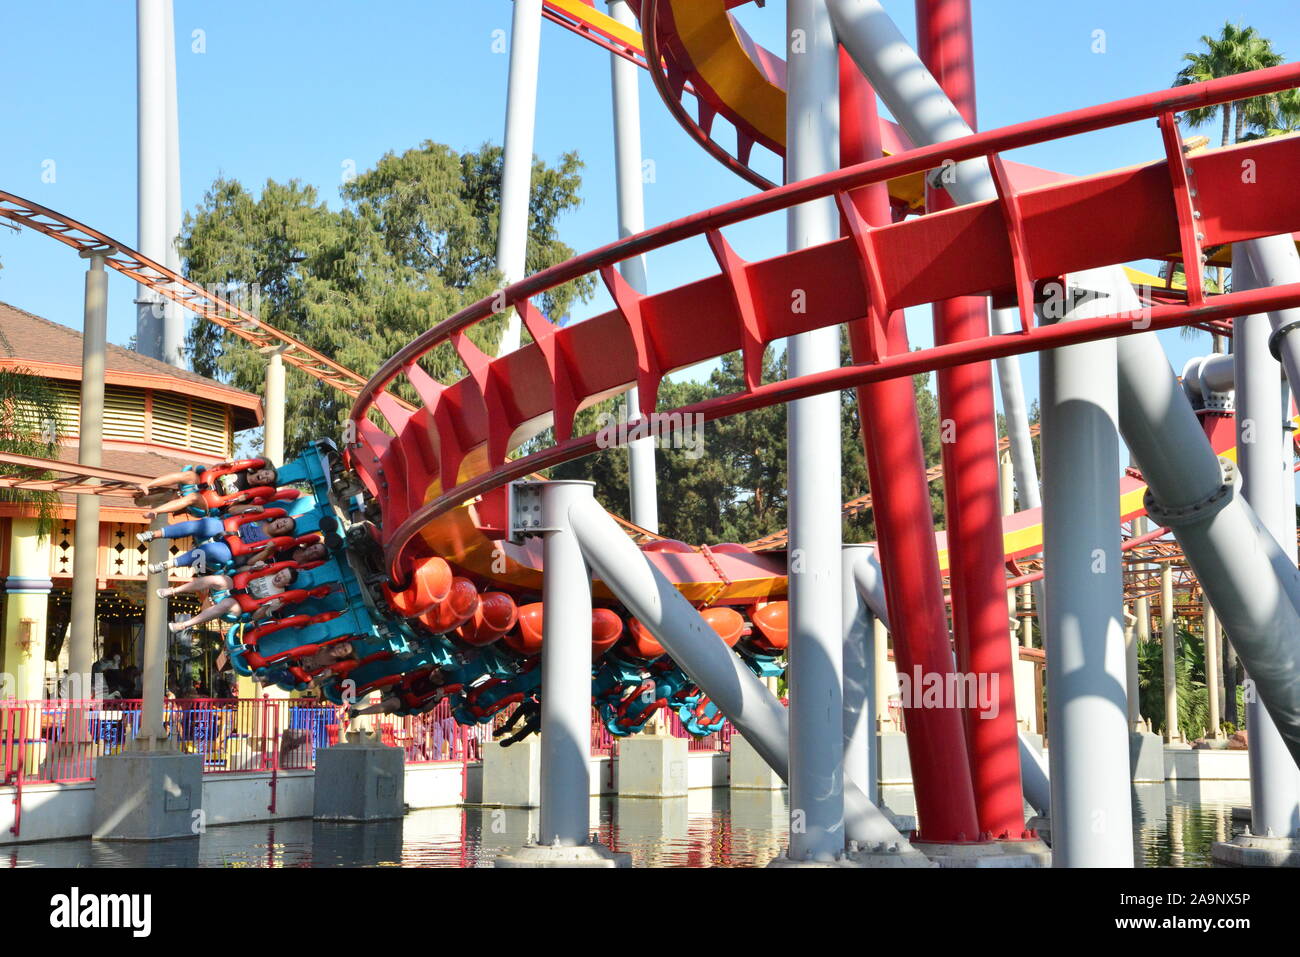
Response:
[[840, 48, 981, 844], [917, 0, 1026, 842]]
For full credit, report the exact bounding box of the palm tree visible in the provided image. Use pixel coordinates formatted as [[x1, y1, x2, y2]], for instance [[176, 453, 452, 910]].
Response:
[[1174, 23, 1289, 327], [0, 329, 63, 535], [1175, 22, 1285, 147]]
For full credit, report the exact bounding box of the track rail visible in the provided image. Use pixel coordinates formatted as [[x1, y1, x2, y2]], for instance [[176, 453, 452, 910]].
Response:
[[348, 63, 1300, 584], [0, 451, 152, 497], [0, 190, 409, 409]]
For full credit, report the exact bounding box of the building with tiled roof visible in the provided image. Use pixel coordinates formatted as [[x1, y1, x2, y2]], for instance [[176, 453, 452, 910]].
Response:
[[0, 300, 262, 696]]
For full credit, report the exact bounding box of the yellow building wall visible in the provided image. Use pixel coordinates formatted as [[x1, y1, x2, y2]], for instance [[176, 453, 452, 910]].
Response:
[[2, 518, 53, 701]]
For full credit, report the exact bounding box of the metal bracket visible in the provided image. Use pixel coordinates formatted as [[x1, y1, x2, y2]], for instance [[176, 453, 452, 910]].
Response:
[[508, 481, 553, 544], [1201, 391, 1235, 414], [1143, 456, 1237, 528]]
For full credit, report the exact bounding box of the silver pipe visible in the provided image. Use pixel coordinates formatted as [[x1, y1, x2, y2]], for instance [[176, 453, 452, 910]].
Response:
[[1232, 250, 1300, 836], [538, 481, 597, 847], [495, 0, 544, 356], [783, 0, 846, 862], [607, 0, 659, 533], [567, 493, 920, 852], [1040, 268, 1133, 867]]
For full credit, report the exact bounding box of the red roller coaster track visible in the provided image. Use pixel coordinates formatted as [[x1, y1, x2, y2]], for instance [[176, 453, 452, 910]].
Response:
[[347, 63, 1300, 585], [0, 190, 409, 409]]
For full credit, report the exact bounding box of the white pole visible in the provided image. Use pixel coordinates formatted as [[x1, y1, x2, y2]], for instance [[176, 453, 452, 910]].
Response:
[[826, 0, 1039, 511], [567, 492, 921, 856], [783, 0, 844, 863], [495, 0, 544, 356], [1232, 248, 1300, 838], [1039, 268, 1133, 867], [70, 252, 109, 690], [536, 482, 596, 847], [161, 0, 184, 368], [262, 347, 286, 466], [842, 546, 877, 807], [607, 0, 658, 533], [136, 0, 168, 361]]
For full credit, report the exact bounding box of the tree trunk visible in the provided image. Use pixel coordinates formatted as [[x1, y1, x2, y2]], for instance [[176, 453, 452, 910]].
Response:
[[1222, 102, 1232, 147], [1234, 101, 1246, 144]]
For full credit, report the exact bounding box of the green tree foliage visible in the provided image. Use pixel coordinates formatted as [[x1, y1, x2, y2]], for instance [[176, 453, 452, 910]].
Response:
[[1175, 22, 1288, 147], [1136, 625, 1242, 739], [179, 142, 593, 455], [0, 330, 62, 534]]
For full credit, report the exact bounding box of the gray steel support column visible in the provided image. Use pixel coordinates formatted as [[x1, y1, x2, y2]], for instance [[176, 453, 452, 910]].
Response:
[[842, 546, 877, 806], [1242, 234, 1300, 395], [1232, 250, 1300, 838], [1020, 585, 1032, 647], [262, 347, 286, 466], [537, 481, 596, 847], [1204, 597, 1221, 740], [1161, 563, 1179, 744], [1131, 511, 1151, 730], [135, 0, 167, 360], [607, 0, 658, 533], [161, 0, 184, 368], [783, 0, 844, 863], [832, 0, 1300, 770], [1113, 307, 1300, 763], [1039, 268, 1133, 867], [138, 514, 170, 748], [69, 252, 108, 692], [1124, 612, 1141, 729], [567, 493, 921, 854], [495, 0, 543, 357], [827, 0, 1039, 512], [1019, 733, 1050, 817]]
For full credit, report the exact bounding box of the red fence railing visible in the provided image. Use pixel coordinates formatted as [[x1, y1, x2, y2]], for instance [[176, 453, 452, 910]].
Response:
[[0, 697, 732, 789]]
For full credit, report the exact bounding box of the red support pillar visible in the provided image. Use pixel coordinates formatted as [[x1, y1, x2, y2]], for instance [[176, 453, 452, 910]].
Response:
[[839, 50, 981, 844], [915, 0, 1026, 841]]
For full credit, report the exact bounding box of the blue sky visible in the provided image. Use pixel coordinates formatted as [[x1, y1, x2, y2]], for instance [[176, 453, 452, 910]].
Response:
[[2, 0, 1298, 418]]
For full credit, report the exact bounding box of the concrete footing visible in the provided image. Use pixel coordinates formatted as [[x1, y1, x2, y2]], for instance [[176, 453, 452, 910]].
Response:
[[1211, 833, 1300, 867], [493, 840, 631, 868], [728, 733, 784, 790], [91, 749, 203, 840], [617, 735, 687, 798], [481, 739, 540, 807], [918, 839, 1053, 868], [1130, 731, 1165, 782], [312, 741, 404, 821], [767, 840, 935, 867]]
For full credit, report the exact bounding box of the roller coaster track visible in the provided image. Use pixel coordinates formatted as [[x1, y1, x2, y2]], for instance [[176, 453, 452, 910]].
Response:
[[0, 451, 151, 497], [0, 190, 411, 410], [349, 63, 1300, 587]]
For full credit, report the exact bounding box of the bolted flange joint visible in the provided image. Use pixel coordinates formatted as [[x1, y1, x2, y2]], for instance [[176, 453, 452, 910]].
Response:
[[1143, 456, 1237, 528]]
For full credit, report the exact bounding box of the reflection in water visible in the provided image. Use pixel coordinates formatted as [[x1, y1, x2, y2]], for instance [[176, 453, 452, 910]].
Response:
[[5, 782, 1250, 868]]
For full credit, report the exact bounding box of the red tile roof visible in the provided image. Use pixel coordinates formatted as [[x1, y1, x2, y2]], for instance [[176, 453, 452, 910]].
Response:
[[0, 299, 261, 430]]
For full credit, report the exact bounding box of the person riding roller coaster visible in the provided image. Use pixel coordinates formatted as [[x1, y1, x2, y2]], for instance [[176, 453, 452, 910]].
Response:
[[259, 643, 395, 690], [158, 559, 331, 632], [148, 535, 326, 576], [348, 666, 450, 719], [495, 698, 541, 747], [137, 507, 298, 557], [139, 459, 281, 517]]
